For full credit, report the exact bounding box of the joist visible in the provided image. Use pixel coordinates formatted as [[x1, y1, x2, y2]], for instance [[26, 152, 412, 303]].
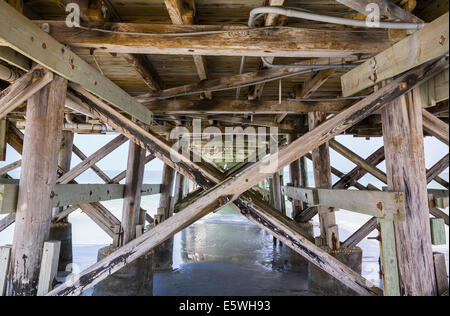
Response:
[[248, 0, 287, 100], [48, 55, 447, 297], [0, 65, 53, 120], [336, 0, 423, 22], [164, 0, 211, 99], [282, 186, 406, 221], [137, 61, 353, 102], [0, 183, 161, 214], [143, 99, 351, 114], [275, 69, 336, 123], [420, 69, 449, 107], [341, 12, 449, 96], [422, 109, 449, 145], [0, 47, 31, 72], [0, 1, 153, 124], [32, 20, 395, 58]]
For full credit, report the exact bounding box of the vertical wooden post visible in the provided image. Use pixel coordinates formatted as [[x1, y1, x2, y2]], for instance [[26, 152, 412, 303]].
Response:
[[308, 112, 339, 249], [159, 163, 175, 220], [287, 133, 308, 218], [0, 246, 11, 296], [0, 118, 6, 161], [121, 140, 146, 245], [8, 75, 66, 296], [378, 219, 401, 296], [37, 241, 60, 296], [51, 131, 74, 272], [381, 88, 437, 296], [172, 171, 185, 212]]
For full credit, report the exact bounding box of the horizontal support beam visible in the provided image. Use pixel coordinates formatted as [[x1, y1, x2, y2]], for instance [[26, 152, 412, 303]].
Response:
[[0, 1, 153, 124], [422, 109, 449, 145], [144, 99, 351, 115], [32, 21, 395, 58], [0, 183, 161, 214], [282, 186, 406, 221], [341, 12, 449, 96], [0, 47, 31, 71]]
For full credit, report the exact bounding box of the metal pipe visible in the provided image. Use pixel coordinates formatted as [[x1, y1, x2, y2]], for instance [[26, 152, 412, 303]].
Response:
[[248, 7, 427, 29], [0, 63, 19, 82]]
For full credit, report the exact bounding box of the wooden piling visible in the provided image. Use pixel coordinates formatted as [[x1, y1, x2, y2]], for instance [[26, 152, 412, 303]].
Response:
[[381, 87, 437, 296], [121, 140, 146, 245], [8, 75, 66, 296]]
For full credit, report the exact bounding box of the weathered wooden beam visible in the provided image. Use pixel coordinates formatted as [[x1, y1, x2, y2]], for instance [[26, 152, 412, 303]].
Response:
[[8, 75, 66, 296], [0, 65, 53, 120], [0, 47, 31, 72], [275, 69, 336, 123], [0, 119, 6, 161], [78, 203, 120, 238], [308, 111, 339, 249], [0, 1, 153, 124], [427, 154, 449, 188], [336, 0, 423, 22], [416, 0, 449, 22], [330, 139, 388, 184], [122, 54, 162, 93], [381, 87, 437, 296], [0, 159, 21, 176], [143, 99, 351, 114], [433, 252, 449, 296], [378, 218, 401, 296], [57, 135, 127, 184], [0, 183, 161, 214], [0, 213, 15, 233], [282, 186, 406, 221], [32, 20, 395, 58], [422, 108, 449, 145], [420, 69, 449, 107], [341, 13, 448, 96], [333, 146, 386, 189], [72, 144, 111, 183]]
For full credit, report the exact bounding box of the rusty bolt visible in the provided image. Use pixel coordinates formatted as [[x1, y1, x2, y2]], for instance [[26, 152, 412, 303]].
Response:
[[439, 35, 446, 46]]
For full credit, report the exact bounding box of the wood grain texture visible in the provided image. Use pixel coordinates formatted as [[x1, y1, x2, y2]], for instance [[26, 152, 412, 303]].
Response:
[[8, 75, 67, 296], [381, 87, 437, 296]]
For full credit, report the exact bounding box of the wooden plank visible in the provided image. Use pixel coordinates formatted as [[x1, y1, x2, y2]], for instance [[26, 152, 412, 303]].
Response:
[[0, 47, 31, 72], [142, 99, 351, 114], [159, 164, 175, 220], [433, 252, 449, 296], [122, 54, 162, 92], [0, 183, 161, 213], [51, 57, 447, 297], [0, 1, 153, 124], [341, 13, 449, 96], [0, 65, 54, 120], [422, 108, 449, 145], [378, 219, 401, 296], [282, 186, 406, 221], [8, 75, 66, 296], [381, 86, 437, 296], [430, 207, 449, 226], [78, 202, 120, 238], [430, 218, 447, 245], [37, 241, 61, 296], [336, 0, 423, 22], [33, 20, 395, 58], [0, 246, 11, 296]]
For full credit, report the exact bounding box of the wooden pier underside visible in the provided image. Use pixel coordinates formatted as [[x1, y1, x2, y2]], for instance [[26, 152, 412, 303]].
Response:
[[0, 0, 448, 297]]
